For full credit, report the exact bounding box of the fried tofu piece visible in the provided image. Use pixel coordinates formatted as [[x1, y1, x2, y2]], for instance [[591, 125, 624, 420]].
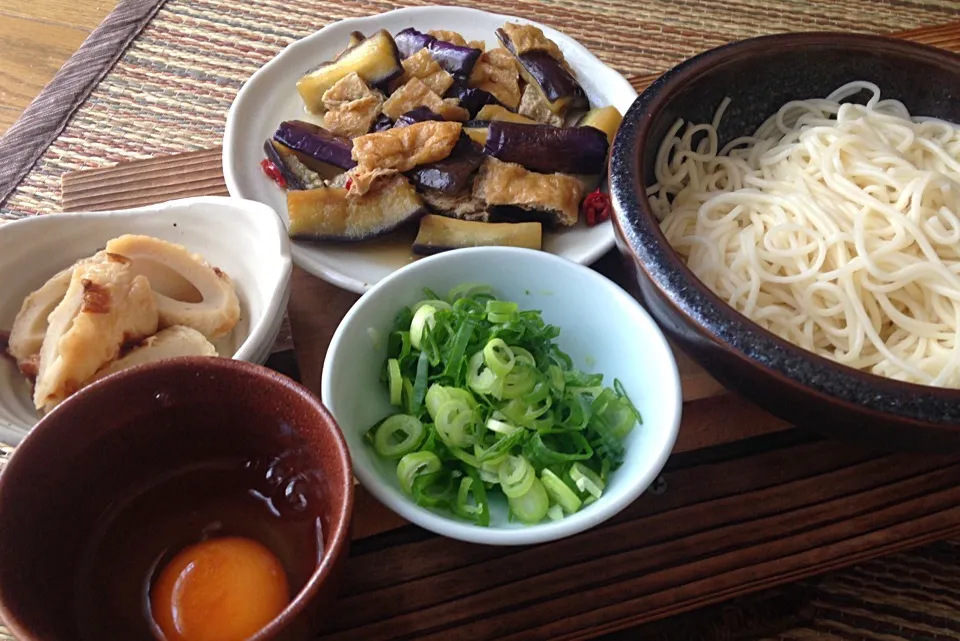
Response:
[[428, 30, 468, 46], [400, 48, 454, 97], [351, 120, 462, 172], [381, 78, 469, 121], [34, 254, 159, 412], [472, 157, 583, 226], [501, 23, 566, 62], [468, 48, 521, 109], [518, 84, 565, 126], [421, 188, 490, 222], [321, 72, 385, 137]]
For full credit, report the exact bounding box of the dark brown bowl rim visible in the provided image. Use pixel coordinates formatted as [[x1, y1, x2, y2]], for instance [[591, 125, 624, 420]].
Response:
[[610, 31, 960, 426], [0, 356, 355, 641]]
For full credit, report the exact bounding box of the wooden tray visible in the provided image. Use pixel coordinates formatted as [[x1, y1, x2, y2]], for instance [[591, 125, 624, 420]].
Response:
[[53, 21, 960, 639]]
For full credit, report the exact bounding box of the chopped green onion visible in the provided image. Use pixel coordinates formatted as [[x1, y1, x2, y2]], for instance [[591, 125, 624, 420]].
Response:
[[483, 338, 516, 377], [397, 451, 441, 494], [367, 286, 638, 527], [466, 350, 500, 396], [410, 304, 439, 350], [435, 400, 476, 448], [498, 455, 535, 498], [508, 477, 549, 524], [486, 300, 519, 324], [511, 346, 537, 367], [387, 359, 402, 406], [486, 417, 521, 435], [541, 469, 583, 514], [453, 468, 490, 526], [412, 470, 458, 507], [411, 349, 429, 414], [448, 283, 494, 302], [373, 414, 425, 459], [570, 462, 605, 499], [411, 299, 452, 314]]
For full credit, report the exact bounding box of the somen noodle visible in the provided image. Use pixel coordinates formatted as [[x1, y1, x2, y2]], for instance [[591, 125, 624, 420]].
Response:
[[648, 81, 960, 387]]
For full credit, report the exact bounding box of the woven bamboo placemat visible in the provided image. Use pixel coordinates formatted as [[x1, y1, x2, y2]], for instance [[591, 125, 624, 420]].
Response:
[[3, 0, 960, 639]]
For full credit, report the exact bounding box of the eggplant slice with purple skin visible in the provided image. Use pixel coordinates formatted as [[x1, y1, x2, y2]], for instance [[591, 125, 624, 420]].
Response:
[[483, 121, 609, 175], [412, 214, 542, 255], [263, 140, 306, 190], [495, 28, 587, 115], [394, 28, 482, 78], [287, 175, 426, 241], [393, 106, 446, 128], [407, 133, 485, 194], [297, 30, 403, 113], [371, 114, 394, 132], [445, 83, 501, 118], [273, 120, 357, 171]]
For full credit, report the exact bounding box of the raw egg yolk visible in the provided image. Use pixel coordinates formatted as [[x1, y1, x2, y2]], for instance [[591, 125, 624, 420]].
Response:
[[150, 537, 290, 641]]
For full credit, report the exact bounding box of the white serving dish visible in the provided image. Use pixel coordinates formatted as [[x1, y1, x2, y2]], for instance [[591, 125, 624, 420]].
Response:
[[223, 5, 638, 294], [321, 247, 682, 545], [0, 196, 292, 444]]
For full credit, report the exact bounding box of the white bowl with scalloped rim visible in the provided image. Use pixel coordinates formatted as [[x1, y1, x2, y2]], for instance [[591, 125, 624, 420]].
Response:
[[223, 5, 638, 294], [0, 196, 292, 445], [321, 247, 681, 545]]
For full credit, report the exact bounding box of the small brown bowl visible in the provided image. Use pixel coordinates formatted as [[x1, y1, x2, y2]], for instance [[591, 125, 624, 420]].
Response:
[[610, 33, 960, 449], [0, 357, 354, 640]]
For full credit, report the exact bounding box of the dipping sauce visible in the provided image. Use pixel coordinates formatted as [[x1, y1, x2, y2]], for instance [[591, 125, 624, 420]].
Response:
[[74, 453, 323, 641]]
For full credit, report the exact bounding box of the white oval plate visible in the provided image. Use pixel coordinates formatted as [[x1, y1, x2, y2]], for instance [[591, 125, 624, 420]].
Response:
[[223, 6, 638, 294], [0, 197, 292, 445]]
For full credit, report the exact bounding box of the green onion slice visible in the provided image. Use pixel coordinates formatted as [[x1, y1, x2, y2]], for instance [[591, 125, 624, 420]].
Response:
[[541, 468, 583, 514], [486, 300, 519, 324], [435, 400, 476, 448], [397, 451, 441, 494], [483, 338, 516, 377], [570, 462, 605, 499], [508, 477, 549, 524], [373, 414, 425, 459], [498, 455, 535, 498], [387, 359, 402, 406], [410, 304, 439, 350]]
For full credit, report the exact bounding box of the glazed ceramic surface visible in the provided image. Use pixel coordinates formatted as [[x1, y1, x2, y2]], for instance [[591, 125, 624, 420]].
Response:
[[321, 246, 682, 545], [0, 197, 292, 444], [610, 33, 960, 447], [223, 5, 638, 293], [0, 357, 353, 641]]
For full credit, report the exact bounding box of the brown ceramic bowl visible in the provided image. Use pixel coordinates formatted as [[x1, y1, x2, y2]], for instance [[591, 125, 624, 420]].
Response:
[[0, 357, 354, 640], [610, 33, 960, 449]]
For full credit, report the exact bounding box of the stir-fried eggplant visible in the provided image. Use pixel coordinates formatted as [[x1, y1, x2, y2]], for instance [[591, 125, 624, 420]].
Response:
[[371, 114, 394, 132], [287, 175, 426, 241], [393, 106, 446, 128], [274, 120, 357, 171], [394, 27, 482, 78], [407, 134, 484, 194], [412, 214, 541, 255], [473, 157, 583, 227], [263, 140, 307, 190], [496, 25, 587, 115], [483, 121, 608, 175], [297, 30, 403, 113], [579, 105, 623, 144], [445, 84, 501, 118]]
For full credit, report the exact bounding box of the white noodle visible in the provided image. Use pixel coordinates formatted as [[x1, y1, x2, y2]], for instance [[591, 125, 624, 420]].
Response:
[[650, 81, 960, 387]]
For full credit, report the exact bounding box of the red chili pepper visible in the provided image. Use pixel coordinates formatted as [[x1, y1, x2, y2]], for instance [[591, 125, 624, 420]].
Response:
[[581, 188, 612, 226], [260, 158, 287, 189], [344, 177, 353, 192]]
